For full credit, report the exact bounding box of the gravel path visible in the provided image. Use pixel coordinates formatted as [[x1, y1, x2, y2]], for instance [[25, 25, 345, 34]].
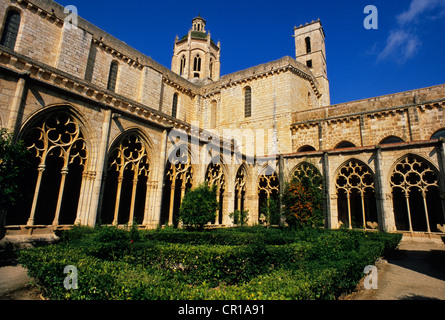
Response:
[[345, 236, 445, 300]]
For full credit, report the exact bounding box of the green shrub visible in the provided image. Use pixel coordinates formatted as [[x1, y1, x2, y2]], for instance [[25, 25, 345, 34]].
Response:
[[178, 183, 218, 230], [229, 209, 249, 227], [18, 227, 402, 300]]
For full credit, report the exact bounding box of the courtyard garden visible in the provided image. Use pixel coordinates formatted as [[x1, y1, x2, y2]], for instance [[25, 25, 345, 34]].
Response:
[[18, 225, 401, 300]]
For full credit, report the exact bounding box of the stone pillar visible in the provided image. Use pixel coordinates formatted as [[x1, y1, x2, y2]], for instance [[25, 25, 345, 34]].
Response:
[[8, 73, 28, 138], [322, 152, 333, 228], [152, 128, 170, 228], [374, 146, 396, 232], [436, 138, 445, 224], [87, 109, 112, 226]]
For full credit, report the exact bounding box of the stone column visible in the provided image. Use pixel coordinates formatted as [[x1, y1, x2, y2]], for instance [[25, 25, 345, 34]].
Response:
[[87, 109, 112, 226], [437, 138, 445, 224], [27, 164, 45, 226], [8, 73, 28, 138], [322, 152, 333, 229], [374, 146, 396, 232], [52, 166, 69, 226]]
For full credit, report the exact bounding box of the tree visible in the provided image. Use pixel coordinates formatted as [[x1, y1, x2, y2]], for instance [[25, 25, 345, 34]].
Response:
[[0, 128, 30, 239], [282, 174, 324, 229], [178, 182, 218, 230], [229, 209, 249, 227]]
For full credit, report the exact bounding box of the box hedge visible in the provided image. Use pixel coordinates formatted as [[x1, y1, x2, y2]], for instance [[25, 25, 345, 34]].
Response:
[[18, 226, 402, 300]]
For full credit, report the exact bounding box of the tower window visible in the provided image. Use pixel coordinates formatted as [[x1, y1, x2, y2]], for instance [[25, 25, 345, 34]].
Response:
[[1, 10, 21, 50], [193, 55, 201, 72], [306, 60, 313, 68], [244, 86, 252, 118], [305, 36, 312, 54], [172, 93, 178, 118], [180, 55, 186, 76], [107, 61, 118, 92]]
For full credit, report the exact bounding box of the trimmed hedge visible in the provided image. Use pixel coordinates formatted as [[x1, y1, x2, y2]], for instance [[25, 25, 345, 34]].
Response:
[[18, 226, 402, 300]]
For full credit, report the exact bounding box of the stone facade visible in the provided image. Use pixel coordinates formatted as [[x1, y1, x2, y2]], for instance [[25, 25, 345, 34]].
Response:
[[0, 0, 444, 235]]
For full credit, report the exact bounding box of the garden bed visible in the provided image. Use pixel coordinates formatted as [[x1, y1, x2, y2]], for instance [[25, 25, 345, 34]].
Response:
[[18, 226, 401, 300]]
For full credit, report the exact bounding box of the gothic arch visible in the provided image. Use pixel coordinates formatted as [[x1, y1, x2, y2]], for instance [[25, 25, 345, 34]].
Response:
[[10, 106, 92, 226], [205, 157, 226, 224], [234, 163, 248, 216], [379, 136, 404, 145], [160, 143, 194, 226], [100, 129, 153, 226], [335, 159, 378, 229], [431, 128, 445, 140], [257, 162, 279, 225], [289, 161, 323, 190], [390, 154, 444, 233]]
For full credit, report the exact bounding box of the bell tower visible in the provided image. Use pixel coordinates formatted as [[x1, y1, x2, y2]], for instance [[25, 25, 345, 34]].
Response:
[[171, 15, 221, 82], [294, 20, 330, 106]]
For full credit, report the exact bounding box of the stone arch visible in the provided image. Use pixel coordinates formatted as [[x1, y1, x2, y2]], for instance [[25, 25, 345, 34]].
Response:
[[379, 135, 404, 145], [289, 161, 323, 190], [100, 129, 153, 226], [256, 162, 279, 225], [205, 157, 226, 224], [390, 153, 445, 233], [335, 158, 378, 229], [10, 106, 92, 227], [160, 143, 194, 226], [297, 145, 316, 153], [334, 141, 356, 150], [431, 128, 445, 140], [234, 163, 248, 217]]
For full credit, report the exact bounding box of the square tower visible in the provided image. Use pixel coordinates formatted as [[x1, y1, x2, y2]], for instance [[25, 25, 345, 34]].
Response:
[[294, 20, 330, 106]]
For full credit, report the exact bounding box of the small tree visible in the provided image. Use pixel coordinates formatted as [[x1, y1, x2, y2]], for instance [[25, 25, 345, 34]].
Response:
[[0, 129, 30, 239], [282, 174, 324, 229], [259, 196, 280, 227], [178, 182, 218, 230], [229, 209, 249, 227]]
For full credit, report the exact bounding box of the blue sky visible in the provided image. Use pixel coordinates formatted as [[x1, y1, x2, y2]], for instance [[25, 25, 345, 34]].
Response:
[[56, 0, 445, 105]]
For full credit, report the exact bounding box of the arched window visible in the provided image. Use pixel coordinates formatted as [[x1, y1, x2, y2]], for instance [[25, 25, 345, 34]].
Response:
[[291, 162, 323, 190], [244, 86, 252, 118], [193, 54, 201, 78], [297, 145, 316, 153], [390, 155, 444, 233], [431, 129, 445, 140], [379, 136, 404, 145], [305, 36, 312, 54], [161, 146, 193, 226], [1, 10, 21, 50], [179, 55, 186, 76], [205, 162, 226, 225], [335, 141, 356, 149], [107, 61, 118, 92], [172, 93, 178, 118], [336, 160, 377, 229], [209, 58, 214, 79], [258, 166, 279, 225], [11, 111, 88, 226], [101, 133, 150, 226], [234, 165, 247, 216]]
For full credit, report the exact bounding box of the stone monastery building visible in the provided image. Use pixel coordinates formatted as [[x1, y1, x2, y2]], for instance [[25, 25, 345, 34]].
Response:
[[1, 0, 445, 236]]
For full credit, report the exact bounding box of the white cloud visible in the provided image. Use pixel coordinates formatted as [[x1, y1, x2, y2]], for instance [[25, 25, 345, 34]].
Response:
[[396, 0, 445, 24], [378, 30, 422, 63], [377, 0, 445, 63]]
